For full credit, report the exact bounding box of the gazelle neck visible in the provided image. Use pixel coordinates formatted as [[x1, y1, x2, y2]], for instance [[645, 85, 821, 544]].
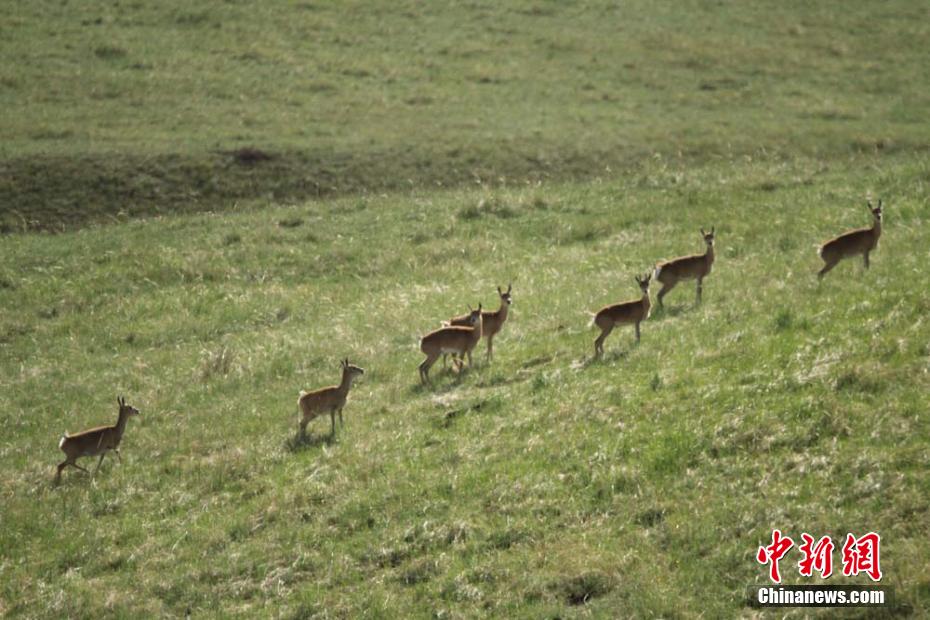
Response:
[[497, 298, 509, 320], [338, 369, 355, 394], [705, 243, 715, 264], [115, 408, 131, 439]]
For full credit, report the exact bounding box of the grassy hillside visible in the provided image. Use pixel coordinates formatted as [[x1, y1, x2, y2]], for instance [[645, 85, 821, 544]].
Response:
[[3, 0, 930, 616], [2, 151, 929, 617], [3, 0, 930, 230]]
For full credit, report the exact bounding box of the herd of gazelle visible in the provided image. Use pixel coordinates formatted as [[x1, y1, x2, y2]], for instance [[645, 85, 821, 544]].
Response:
[[54, 201, 884, 481]]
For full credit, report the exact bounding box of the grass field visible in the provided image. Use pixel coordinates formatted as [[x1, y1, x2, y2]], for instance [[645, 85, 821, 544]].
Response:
[[3, 0, 930, 230], [3, 153, 929, 617], [2, 1, 930, 618]]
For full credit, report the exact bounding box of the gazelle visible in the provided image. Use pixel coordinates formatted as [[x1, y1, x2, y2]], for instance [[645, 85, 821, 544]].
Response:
[[55, 396, 141, 483], [297, 358, 365, 438], [447, 284, 512, 362], [419, 305, 482, 385], [592, 274, 652, 357], [654, 227, 715, 308], [818, 200, 883, 279]]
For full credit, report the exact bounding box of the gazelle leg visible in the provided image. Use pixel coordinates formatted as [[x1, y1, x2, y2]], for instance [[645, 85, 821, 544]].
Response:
[[330, 411, 336, 437], [486, 336, 494, 362], [297, 402, 311, 437], [94, 453, 106, 474], [635, 321, 641, 343], [696, 278, 703, 304], [863, 252, 870, 269], [594, 325, 613, 357], [72, 462, 90, 474], [657, 281, 677, 308], [115, 449, 122, 464], [817, 258, 838, 279], [420, 353, 439, 385], [338, 408, 344, 427], [466, 349, 473, 369], [56, 461, 70, 482]]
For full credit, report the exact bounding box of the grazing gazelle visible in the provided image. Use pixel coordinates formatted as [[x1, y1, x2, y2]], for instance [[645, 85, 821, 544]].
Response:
[[297, 358, 365, 438], [818, 200, 883, 279], [447, 284, 512, 362], [419, 304, 482, 385], [654, 227, 716, 308], [592, 273, 652, 357], [55, 396, 141, 483]]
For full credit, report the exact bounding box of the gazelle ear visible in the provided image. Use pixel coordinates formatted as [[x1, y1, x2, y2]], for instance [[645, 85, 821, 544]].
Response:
[[497, 286, 502, 295], [634, 275, 641, 284], [700, 228, 706, 236], [878, 199, 883, 209], [467, 304, 473, 312], [507, 283, 512, 294], [478, 303, 482, 311], [711, 226, 715, 235], [118, 396, 124, 406]]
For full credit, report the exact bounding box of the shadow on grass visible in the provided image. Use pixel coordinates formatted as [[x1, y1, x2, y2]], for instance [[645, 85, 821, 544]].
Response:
[[475, 373, 529, 389], [574, 347, 631, 370], [284, 432, 335, 453], [651, 304, 693, 320], [409, 366, 478, 395], [2, 142, 637, 233], [520, 354, 554, 369], [51, 471, 93, 489]]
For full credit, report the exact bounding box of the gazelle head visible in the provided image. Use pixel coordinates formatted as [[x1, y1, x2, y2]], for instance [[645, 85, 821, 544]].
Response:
[[634, 273, 651, 294], [340, 358, 365, 381], [868, 199, 883, 224], [497, 284, 513, 306], [465, 303, 483, 327], [700, 227, 715, 248], [117, 395, 140, 418]]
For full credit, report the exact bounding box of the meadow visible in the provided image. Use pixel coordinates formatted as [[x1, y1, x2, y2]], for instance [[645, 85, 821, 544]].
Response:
[[2, 1, 929, 618], [3, 0, 930, 230]]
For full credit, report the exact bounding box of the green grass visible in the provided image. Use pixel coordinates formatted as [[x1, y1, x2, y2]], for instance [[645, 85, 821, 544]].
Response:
[[3, 0, 930, 230], [3, 1, 930, 616], [2, 152, 929, 617]]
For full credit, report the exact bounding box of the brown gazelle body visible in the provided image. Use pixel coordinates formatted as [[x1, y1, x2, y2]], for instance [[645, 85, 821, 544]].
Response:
[[818, 200, 883, 279], [654, 227, 715, 307], [593, 274, 652, 357], [448, 284, 512, 362], [419, 305, 483, 384], [56, 396, 141, 483], [297, 359, 365, 438]]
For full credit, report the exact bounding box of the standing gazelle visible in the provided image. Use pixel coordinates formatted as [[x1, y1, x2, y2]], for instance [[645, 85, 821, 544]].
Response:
[[56, 396, 141, 483], [592, 273, 652, 357], [818, 200, 883, 279], [297, 358, 365, 438], [654, 227, 715, 308], [448, 284, 512, 362], [419, 305, 482, 384]]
